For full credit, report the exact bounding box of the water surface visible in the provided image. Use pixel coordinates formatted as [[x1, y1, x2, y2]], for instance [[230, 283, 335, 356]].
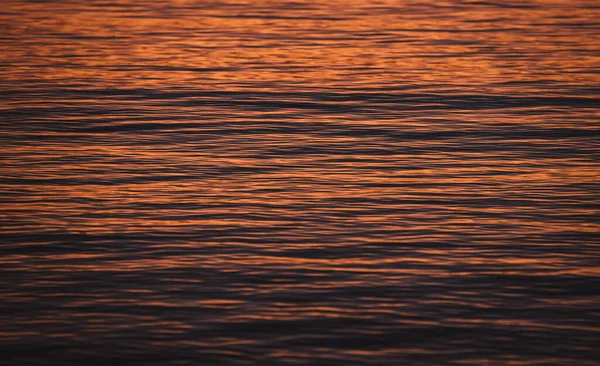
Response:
[[1, 0, 599, 365]]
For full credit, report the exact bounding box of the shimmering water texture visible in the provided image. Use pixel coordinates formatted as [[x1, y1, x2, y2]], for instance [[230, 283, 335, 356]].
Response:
[[1, 0, 599, 365]]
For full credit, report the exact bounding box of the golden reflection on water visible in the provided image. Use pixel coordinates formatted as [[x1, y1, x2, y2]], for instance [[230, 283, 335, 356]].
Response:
[[1, 0, 599, 365], [2, 0, 599, 90]]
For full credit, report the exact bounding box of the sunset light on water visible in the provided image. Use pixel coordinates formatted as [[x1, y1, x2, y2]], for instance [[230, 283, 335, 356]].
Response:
[[1, 0, 599, 364]]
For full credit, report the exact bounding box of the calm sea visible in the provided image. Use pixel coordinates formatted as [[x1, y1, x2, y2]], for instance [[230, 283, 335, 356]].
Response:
[[1, 0, 599, 365]]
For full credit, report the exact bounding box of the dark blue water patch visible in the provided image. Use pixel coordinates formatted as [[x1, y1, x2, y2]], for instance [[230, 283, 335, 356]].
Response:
[[4, 88, 598, 114]]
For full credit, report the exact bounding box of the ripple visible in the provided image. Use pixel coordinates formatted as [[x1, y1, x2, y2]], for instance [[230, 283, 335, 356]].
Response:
[[1, 0, 599, 365]]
